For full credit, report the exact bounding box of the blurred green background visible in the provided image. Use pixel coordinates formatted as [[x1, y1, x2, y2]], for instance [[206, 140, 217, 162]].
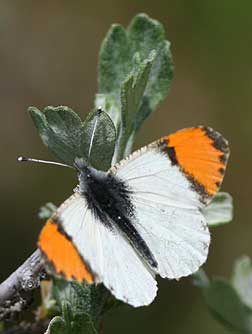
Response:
[[0, 1, 251, 333]]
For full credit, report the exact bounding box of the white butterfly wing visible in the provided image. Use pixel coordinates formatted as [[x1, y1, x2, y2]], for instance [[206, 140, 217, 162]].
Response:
[[40, 193, 157, 307], [109, 127, 229, 279], [110, 149, 210, 279]]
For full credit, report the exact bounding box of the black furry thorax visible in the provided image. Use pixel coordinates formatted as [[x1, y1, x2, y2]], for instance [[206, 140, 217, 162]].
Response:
[[77, 161, 135, 229]]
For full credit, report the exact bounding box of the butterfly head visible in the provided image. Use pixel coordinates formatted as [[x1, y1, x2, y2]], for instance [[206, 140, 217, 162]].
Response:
[[73, 157, 107, 194]]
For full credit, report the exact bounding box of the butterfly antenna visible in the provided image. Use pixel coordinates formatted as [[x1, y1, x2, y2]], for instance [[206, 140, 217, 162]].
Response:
[[87, 107, 102, 165], [17, 156, 74, 169]]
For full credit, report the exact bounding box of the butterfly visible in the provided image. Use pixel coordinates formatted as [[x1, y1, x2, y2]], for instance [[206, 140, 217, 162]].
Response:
[[33, 126, 229, 307]]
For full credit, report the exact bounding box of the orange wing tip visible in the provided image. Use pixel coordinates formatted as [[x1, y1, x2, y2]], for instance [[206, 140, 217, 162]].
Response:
[[38, 219, 94, 284], [201, 126, 229, 160], [161, 126, 230, 199]]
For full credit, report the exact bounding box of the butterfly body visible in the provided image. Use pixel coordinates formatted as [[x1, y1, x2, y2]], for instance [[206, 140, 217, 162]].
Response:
[[75, 159, 158, 268], [38, 126, 230, 307]]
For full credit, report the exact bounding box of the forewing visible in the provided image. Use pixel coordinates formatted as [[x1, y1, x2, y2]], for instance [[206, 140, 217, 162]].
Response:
[[109, 126, 229, 279], [38, 193, 157, 307]]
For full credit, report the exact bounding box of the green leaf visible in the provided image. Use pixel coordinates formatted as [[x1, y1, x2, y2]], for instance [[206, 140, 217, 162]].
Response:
[[29, 106, 84, 165], [46, 316, 66, 334], [46, 309, 97, 334], [202, 192, 233, 227], [97, 13, 174, 160], [44, 266, 131, 333], [121, 51, 156, 132], [38, 202, 57, 220], [116, 52, 156, 158], [192, 269, 210, 288], [98, 14, 173, 111], [195, 261, 252, 333], [30, 106, 116, 170], [82, 109, 116, 170], [48, 282, 98, 334], [95, 93, 121, 131], [98, 23, 130, 96], [48, 279, 111, 334], [202, 278, 252, 333], [127, 14, 174, 128], [232, 256, 252, 310]]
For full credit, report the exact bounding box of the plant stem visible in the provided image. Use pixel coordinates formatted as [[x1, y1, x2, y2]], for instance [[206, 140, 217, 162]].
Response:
[[0, 249, 44, 320]]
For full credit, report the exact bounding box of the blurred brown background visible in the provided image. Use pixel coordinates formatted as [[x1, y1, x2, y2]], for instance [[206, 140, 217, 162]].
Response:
[[0, 1, 251, 333]]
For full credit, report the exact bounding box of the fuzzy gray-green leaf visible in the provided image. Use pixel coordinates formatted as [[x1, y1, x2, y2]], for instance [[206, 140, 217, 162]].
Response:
[[202, 192, 233, 227], [97, 13, 174, 136], [46, 280, 112, 334], [53, 279, 109, 322], [29, 106, 84, 165], [50, 279, 100, 334], [46, 309, 97, 334], [195, 267, 252, 333], [121, 51, 156, 132], [98, 24, 130, 95], [136, 40, 173, 129], [82, 109, 116, 170], [128, 14, 174, 128], [203, 278, 252, 333], [232, 256, 252, 310], [46, 316, 66, 334]]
